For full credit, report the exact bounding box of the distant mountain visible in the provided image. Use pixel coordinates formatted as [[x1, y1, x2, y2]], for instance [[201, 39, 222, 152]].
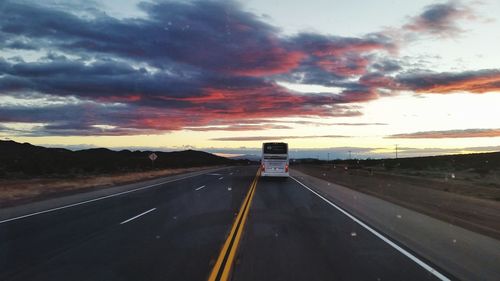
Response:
[[229, 154, 261, 162], [0, 140, 234, 178]]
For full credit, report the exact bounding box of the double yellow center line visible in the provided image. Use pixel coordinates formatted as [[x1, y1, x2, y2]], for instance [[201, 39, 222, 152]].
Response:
[[208, 168, 261, 281]]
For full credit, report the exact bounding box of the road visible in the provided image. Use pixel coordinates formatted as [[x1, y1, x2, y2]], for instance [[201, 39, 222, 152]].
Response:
[[0, 166, 451, 281]]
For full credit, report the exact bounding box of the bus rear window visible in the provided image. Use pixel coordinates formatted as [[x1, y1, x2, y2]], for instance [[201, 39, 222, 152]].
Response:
[[263, 143, 288, 154]]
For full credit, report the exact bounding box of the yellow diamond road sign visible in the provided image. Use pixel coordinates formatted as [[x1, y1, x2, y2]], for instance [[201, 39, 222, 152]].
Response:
[[149, 153, 158, 161]]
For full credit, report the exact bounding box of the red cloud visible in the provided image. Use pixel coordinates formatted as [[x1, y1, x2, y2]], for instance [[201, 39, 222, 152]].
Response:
[[418, 75, 500, 94], [360, 73, 398, 89], [335, 89, 379, 103], [185, 124, 291, 131], [231, 49, 306, 77], [126, 82, 365, 133], [397, 70, 500, 94]]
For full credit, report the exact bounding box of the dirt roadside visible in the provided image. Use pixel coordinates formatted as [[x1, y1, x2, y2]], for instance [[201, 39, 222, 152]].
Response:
[[0, 166, 224, 208], [294, 164, 500, 240]]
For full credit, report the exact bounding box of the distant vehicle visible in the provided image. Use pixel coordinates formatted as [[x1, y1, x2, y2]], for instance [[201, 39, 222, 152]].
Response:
[[261, 142, 289, 177]]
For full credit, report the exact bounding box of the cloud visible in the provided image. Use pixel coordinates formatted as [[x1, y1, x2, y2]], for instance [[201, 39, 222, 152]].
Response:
[[370, 59, 402, 73], [0, 0, 395, 135], [211, 135, 351, 141], [279, 33, 395, 86], [394, 145, 500, 155], [326, 122, 388, 126], [185, 124, 292, 131], [387, 128, 500, 139], [403, 1, 476, 37], [0, 0, 497, 137], [0, 0, 303, 76], [396, 69, 500, 93]]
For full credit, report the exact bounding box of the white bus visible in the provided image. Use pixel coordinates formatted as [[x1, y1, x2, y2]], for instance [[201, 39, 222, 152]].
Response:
[[261, 142, 289, 177]]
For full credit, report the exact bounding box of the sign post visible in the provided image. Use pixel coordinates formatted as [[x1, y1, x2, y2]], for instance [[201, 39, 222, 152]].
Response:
[[149, 153, 158, 169]]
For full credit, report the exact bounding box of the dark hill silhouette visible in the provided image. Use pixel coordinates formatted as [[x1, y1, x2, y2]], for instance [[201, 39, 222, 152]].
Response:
[[0, 140, 233, 178]]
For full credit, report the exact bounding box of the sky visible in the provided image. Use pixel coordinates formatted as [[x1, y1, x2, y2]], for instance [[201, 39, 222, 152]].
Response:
[[0, 0, 499, 159]]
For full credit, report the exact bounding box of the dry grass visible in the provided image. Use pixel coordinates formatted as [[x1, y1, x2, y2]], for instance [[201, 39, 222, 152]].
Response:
[[0, 166, 219, 207]]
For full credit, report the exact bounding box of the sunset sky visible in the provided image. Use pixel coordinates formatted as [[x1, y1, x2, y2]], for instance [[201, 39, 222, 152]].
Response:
[[1, 0, 499, 159]]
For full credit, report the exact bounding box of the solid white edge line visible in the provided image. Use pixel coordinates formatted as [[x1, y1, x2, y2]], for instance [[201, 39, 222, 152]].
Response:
[[290, 176, 451, 281], [218, 177, 224, 180], [120, 208, 156, 225], [0, 169, 224, 224], [195, 185, 206, 191]]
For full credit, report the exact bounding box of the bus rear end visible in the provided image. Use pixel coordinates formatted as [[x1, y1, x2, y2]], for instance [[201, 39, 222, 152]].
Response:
[[261, 142, 289, 177]]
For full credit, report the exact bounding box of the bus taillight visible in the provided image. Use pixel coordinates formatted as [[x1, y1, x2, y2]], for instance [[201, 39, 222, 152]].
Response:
[[261, 164, 265, 172], [285, 164, 289, 172]]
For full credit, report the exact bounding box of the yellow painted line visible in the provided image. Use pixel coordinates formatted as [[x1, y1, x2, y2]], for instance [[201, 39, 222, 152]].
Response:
[[220, 170, 259, 280], [208, 168, 260, 281], [207, 174, 256, 281]]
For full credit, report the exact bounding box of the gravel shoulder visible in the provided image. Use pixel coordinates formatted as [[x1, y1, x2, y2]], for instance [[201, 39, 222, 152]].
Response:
[[291, 168, 500, 281], [294, 164, 500, 240]]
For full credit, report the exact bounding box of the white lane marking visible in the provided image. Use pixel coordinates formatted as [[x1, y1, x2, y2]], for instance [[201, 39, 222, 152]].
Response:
[[218, 177, 224, 180], [120, 208, 156, 225], [207, 173, 222, 176], [0, 170, 224, 224], [290, 176, 451, 281], [195, 185, 206, 191], [229, 172, 233, 175]]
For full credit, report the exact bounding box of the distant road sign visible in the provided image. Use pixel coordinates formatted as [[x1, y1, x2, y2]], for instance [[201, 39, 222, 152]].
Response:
[[149, 153, 158, 161]]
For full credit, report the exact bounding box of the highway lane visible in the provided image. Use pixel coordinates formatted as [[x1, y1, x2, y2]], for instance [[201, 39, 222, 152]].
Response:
[[232, 176, 450, 281], [0, 166, 257, 281]]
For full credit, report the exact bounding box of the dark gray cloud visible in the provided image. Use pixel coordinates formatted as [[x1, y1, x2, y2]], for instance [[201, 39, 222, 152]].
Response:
[[370, 59, 402, 73], [404, 1, 475, 37]]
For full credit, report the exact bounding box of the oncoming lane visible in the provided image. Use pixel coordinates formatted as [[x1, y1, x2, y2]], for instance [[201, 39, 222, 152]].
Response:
[[0, 166, 258, 281]]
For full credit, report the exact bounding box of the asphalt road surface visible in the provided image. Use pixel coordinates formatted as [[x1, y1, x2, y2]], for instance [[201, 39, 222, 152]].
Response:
[[0, 166, 452, 281]]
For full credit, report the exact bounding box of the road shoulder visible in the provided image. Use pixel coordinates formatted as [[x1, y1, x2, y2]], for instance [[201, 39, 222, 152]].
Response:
[[291, 169, 500, 281]]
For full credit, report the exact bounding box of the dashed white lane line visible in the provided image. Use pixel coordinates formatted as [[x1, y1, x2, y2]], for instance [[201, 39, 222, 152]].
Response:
[[207, 173, 222, 176], [120, 208, 156, 225], [218, 177, 224, 180], [195, 185, 206, 191], [290, 176, 451, 281]]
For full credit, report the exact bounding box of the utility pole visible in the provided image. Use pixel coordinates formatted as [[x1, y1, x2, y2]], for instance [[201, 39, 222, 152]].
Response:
[[327, 153, 330, 162], [395, 144, 398, 159], [348, 150, 352, 160]]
